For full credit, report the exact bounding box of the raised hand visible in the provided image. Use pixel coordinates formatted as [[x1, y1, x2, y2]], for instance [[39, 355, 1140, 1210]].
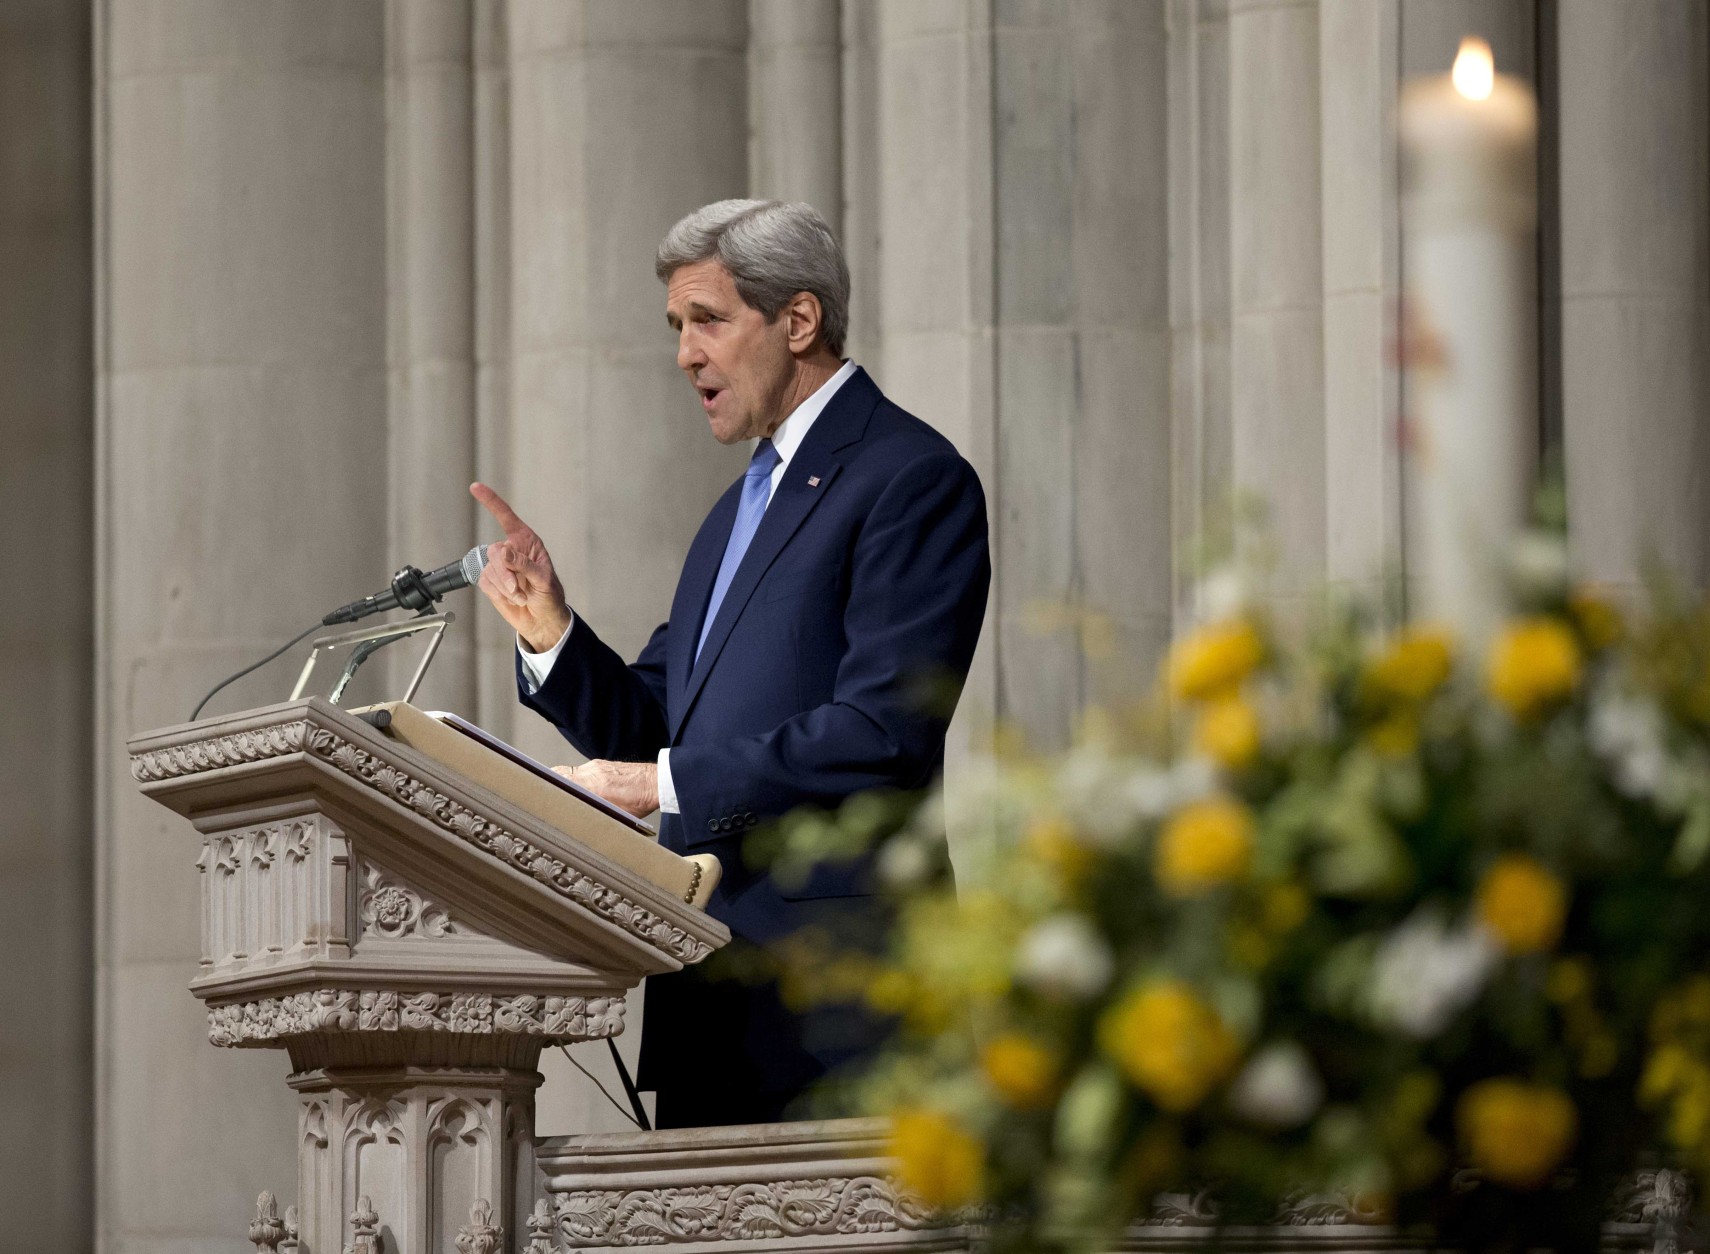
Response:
[[470, 483, 572, 653]]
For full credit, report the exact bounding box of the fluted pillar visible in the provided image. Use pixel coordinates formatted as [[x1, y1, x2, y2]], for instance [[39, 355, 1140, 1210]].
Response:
[[1229, 0, 1326, 595], [1320, 0, 1402, 591], [863, 0, 998, 770], [0, 1, 93, 1246], [96, 2, 390, 1244], [1167, 0, 1233, 622], [987, 2, 1172, 744], [385, 0, 480, 712], [1558, 0, 1710, 589], [749, 0, 842, 218]]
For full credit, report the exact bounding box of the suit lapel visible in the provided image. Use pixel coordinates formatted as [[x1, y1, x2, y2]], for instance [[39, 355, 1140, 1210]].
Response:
[[669, 367, 881, 741]]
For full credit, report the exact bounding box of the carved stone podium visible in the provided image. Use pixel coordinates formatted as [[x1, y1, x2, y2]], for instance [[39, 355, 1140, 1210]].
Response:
[[130, 698, 730, 1253]]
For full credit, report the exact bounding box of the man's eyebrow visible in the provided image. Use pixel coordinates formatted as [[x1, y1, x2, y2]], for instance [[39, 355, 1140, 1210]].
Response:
[[666, 300, 718, 329]]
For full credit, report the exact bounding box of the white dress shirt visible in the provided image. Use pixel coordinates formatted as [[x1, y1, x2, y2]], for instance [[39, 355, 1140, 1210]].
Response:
[[518, 359, 858, 814]]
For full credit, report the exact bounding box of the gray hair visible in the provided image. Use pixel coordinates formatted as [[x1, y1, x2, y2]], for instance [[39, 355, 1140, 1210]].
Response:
[[655, 199, 850, 358]]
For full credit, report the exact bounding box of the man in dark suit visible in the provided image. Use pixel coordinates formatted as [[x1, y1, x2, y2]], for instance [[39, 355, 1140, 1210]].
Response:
[[470, 199, 990, 1127]]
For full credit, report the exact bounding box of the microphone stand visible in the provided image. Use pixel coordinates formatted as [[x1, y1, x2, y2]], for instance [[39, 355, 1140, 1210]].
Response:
[[326, 607, 435, 705]]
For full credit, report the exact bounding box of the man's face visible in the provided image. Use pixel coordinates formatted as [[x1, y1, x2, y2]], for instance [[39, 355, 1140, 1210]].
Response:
[[666, 258, 794, 444]]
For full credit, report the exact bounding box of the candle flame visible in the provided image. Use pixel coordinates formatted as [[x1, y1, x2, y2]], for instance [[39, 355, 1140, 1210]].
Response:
[[1452, 37, 1495, 101]]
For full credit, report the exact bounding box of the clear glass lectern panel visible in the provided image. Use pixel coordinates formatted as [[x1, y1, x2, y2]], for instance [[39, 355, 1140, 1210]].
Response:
[[289, 612, 453, 708]]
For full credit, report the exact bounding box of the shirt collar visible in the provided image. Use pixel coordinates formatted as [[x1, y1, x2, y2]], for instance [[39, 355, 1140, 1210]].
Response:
[[766, 360, 857, 472]]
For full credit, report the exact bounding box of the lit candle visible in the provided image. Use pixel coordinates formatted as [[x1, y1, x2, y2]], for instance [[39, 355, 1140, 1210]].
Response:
[[1399, 37, 1539, 643]]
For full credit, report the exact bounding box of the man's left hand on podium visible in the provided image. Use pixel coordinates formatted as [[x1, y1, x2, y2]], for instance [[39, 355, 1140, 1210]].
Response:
[[555, 759, 659, 819]]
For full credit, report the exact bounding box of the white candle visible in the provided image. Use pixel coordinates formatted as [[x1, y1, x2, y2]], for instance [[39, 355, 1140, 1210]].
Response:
[[1399, 37, 1539, 643]]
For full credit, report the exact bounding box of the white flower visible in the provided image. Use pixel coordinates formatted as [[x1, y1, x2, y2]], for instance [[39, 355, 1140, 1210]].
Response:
[[1124, 764, 1177, 822], [1507, 530, 1571, 599], [1197, 566, 1249, 623], [1014, 913, 1115, 1000], [1167, 756, 1218, 806], [876, 836, 934, 889], [1588, 689, 1668, 798], [1228, 1041, 1324, 1129], [1368, 909, 1497, 1039]]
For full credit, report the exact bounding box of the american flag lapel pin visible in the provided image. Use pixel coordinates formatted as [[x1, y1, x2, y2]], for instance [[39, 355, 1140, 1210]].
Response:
[[807, 475, 821, 488]]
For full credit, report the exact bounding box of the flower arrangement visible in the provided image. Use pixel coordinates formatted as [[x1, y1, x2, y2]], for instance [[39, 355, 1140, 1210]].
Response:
[[766, 524, 1710, 1252]]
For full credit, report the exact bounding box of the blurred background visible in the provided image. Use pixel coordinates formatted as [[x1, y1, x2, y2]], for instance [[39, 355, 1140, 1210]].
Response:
[[2, 0, 1705, 1248]]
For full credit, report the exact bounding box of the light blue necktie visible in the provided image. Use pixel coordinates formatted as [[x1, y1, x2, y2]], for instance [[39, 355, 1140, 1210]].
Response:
[[696, 438, 782, 660]]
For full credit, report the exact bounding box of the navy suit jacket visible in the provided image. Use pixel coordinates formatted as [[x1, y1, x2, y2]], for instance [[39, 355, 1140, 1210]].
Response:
[[516, 367, 989, 1118]]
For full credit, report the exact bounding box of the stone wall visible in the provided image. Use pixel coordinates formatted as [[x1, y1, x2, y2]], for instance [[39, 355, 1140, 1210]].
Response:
[[0, 1, 93, 1247], [0, 1, 1699, 1249]]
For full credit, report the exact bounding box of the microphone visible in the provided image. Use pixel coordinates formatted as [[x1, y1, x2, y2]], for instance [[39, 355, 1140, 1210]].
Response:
[[323, 546, 489, 625]]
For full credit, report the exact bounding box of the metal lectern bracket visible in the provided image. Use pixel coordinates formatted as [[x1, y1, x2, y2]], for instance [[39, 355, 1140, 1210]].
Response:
[[289, 612, 453, 707]]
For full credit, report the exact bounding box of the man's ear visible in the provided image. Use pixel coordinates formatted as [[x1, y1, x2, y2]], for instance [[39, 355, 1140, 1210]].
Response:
[[784, 291, 823, 356]]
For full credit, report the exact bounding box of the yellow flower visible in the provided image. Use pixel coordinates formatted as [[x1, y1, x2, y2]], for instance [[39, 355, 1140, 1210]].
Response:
[[1227, 924, 1273, 970], [1546, 957, 1592, 1004], [1155, 797, 1256, 896], [1099, 980, 1240, 1112], [889, 1109, 985, 1209], [1260, 882, 1312, 934], [1193, 694, 1262, 768], [1486, 617, 1583, 719], [1456, 1079, 1577, 1189], [1366, 627, 1456, 703], [1367, 712, 1420, 758], [1025, 815, 1095, 884], [1569, 586, 1623, 650], [980, 1034, 1058, 1109], [1476, 854, 1568, 954], [1167, 618, 1265, 702], [865, 968, 917, 1015]]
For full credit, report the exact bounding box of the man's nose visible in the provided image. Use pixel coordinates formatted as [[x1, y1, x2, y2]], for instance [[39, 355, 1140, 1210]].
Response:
[[677, 328, 706, 373]]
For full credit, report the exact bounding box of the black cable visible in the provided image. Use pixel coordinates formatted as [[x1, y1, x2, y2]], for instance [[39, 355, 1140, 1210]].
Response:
[[559, 1044, 644, 1130], [189, 620, 325, 722], [607, 1037, 653, 1131]]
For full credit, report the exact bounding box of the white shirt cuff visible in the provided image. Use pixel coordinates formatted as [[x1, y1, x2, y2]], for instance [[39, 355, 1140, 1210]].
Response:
[[517, 614, 575, 694], [656, 749, 679, 814]]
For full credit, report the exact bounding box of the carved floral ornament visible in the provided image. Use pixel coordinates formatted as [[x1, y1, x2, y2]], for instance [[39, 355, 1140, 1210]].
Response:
[[359, 860, 465, 939], [132, 719, 713, 963], [548, 1168, 1697, 1247], [552, 1177, 941, 1247], [208, 988, 626, 1046]]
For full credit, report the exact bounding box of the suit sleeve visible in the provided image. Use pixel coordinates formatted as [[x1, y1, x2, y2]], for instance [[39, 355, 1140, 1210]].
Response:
[[517, 613, 671, 763], [666, 451, 991, 847]]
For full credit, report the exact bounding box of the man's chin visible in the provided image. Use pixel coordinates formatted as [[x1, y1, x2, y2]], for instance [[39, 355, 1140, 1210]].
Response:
[[706, 415, 751, 445]]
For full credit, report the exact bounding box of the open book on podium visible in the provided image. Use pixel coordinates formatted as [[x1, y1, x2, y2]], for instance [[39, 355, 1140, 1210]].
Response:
[[363, 701, 721, 909]]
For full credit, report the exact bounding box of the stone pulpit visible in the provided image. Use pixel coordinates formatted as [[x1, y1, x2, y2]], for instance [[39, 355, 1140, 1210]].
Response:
[[129, 698, 730, 1253]]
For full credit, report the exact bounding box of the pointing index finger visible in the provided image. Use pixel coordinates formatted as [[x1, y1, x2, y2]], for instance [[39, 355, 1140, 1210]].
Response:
[[470, 482, 532, 539]]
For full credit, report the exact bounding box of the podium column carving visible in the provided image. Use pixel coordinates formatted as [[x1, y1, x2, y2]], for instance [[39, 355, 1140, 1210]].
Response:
[[290, 1056, 539, 1254]]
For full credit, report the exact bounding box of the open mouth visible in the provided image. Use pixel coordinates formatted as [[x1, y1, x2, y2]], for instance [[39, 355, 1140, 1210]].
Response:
[[698, 385, 724, 409]]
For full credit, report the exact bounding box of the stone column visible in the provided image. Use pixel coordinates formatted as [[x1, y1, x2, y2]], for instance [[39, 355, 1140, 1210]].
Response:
[[0, 1, 93, 1246], [1320, 0, 1402, 593], [839, 2, 882, 368], [1228, 0, 1326, 596], [501, 0, 751, 1135], [96, 2, 390, 1244], [867, 0, 998, 770], [988, 2, 1172, 745], [1167, 0, 1233, 625], [290, 1061, 539, 1254], [385, 0, 480, 713], [1557, 0, 1710, 589], [749, 0, 842, 218]]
